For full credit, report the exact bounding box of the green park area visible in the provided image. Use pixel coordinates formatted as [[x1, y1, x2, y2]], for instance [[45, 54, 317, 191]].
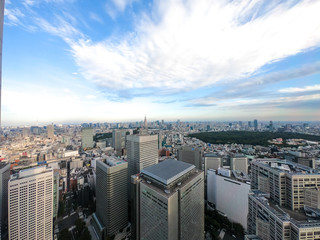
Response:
[[189, 131, 320, 146]]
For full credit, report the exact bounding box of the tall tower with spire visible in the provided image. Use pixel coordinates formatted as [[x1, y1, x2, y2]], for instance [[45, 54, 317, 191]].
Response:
[[144, 115, 148, 130]]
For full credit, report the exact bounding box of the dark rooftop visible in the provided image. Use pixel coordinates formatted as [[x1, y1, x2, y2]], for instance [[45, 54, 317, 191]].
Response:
[[141, 159, 195, 185]]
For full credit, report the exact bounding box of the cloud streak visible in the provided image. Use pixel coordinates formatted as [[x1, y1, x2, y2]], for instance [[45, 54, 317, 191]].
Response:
[[68, 0, 320, 94], [279, 84, 320, 93]]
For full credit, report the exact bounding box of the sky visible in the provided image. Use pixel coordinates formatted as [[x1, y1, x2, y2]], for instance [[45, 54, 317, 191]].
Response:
[[3, 0, 320, 126]]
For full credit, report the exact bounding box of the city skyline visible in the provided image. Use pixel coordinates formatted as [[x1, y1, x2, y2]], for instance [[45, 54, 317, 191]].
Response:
[[3, 0, 320, 125]]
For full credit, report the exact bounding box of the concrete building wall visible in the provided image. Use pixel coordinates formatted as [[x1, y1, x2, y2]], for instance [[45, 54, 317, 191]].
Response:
[[126, 134, 158, 187], [207, 169, 250, 230], [230, 157, 248, 174], [95, 160, 128, 237], [8, 167, 53, 240], [177, 146, 202, 170], [204, 156, 222, 172], [81, 128, 94, 149]]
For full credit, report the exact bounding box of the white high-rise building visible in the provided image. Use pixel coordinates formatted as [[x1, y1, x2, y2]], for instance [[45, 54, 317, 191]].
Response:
[[8, 166, 53, 240], [207, 168, 250, 230]]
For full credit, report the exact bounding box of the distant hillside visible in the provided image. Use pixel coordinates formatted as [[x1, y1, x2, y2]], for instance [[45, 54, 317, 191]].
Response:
[[188, 131, 320, 146]]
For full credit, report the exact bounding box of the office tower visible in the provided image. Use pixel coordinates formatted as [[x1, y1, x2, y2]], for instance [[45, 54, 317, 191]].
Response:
[[230, 154, 248, 174], [0, 0, 4, 127], [207, 168, 250, 230], [22, 127, 29, 138], [53, 171, 59, 219], [253, 119, 258, 131], [126, 134, 158, 184], [269, 121, 273, 131], [132, 159, 204, 240], [248, 121, 252, 128], [0, 163, 10, 240], [251, 159, 320, 210], [144, 115, 148, 129], [92, 158, 128, 239], [158, 131, 163, 149], [247, 190, 320, 240], [47, 124, 54, 139], [81, 127, 94, 149], [8, 166, 53, 240], [177, 145, 203, 170], [112, 129, 126, 156], [204, 153, 222, 176]]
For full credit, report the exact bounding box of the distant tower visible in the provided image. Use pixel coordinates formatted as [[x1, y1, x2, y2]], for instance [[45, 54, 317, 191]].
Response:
[[0, 0, 5, 128], [144, 115, 148, 130], [47, 124, 54, 139], [254, 119, 258, 131]]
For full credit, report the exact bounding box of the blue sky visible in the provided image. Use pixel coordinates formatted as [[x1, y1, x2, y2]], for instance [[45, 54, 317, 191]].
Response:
[[3, 0, 320, 126]]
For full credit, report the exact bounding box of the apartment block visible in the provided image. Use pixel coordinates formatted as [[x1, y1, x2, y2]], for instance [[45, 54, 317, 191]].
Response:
[[8, 166, 53, 240], [251, 159, 320, 210]]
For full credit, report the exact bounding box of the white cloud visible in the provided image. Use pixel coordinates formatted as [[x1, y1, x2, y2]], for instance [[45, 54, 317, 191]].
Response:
[[4, 8, 24, 26], [85, 95, 96, 99], [68, 0, 320, 93], [191, 93, 320, 109], [279, 84, 320, 93], [111, 0, 135, 12], [89, 12, 103, 24]]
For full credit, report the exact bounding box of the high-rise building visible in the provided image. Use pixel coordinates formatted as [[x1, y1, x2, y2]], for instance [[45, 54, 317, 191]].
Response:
[[81, 127, 94, 149], [92, 158, 128, 239], [248, 190, 320, 240], [177, 145, 203, 170], [207, 168, 250, 230], [253, 119, 258, 131], [0, 0, 4, 127], [0, 163, 10, 240], [204, 153, 222, 177], [230, 154, 248, 174], [47, 124, 54, 139], [126, 134, 158, 185], [53, 171, 59, 219], [251, 159, 320, 210], [132, 159, 204, 240], [112, 129, 126, 156], [8, 166, 53, 240]]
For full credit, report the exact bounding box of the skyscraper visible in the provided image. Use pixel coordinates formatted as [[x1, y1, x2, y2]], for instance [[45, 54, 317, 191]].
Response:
[[112, 129, 126, 156], [177, 145, 203, 170], [81, 127, 94, 149], [253, 119, 258, 131], [47, 124, 54, 139], [0, 163, 10, 240], [132, 159, 205, 240], [92, 158, 128, 239], [0, 0, 4, 127], [8, 166, 53, 240], [126, 133, 158, 185]]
